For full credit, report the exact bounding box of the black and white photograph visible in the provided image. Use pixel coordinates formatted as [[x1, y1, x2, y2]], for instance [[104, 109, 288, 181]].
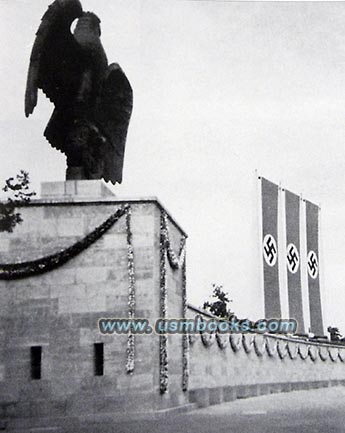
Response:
[[1, 0, 345, 432]]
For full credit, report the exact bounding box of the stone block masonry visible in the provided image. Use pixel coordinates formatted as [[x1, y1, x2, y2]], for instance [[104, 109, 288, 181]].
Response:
[[186, 305, 345, 408], [0, 180, 345, 431], [0, 183, 189, 430]]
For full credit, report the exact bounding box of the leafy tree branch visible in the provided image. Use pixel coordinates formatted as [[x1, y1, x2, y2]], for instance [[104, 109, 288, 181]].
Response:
[[0, 170, 36, 232], [203, 284, 235, 320]]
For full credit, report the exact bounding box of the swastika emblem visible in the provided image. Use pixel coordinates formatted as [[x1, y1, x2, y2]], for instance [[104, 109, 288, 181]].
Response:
[[307, 250, 319, 279], [263, 234, 277, 267], [286, 243, 299, 274]]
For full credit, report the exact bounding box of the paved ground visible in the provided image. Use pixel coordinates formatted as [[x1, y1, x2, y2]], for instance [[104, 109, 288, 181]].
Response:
[[110, 386, 345, 433]]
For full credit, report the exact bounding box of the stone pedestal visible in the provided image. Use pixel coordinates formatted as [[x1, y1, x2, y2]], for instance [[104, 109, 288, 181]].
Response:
[[41, 180, 115, 200], [0, 188, 188, 430]]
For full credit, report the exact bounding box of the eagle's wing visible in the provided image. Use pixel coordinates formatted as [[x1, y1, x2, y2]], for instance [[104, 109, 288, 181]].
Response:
[[96, 63, 133, 184], [25, 0, 83, 117]]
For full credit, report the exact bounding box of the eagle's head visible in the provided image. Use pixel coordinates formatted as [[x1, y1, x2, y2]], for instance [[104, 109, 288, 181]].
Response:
[[74, 11, 101, 39]]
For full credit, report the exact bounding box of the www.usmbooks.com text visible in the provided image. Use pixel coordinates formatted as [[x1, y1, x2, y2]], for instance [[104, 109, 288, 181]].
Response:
[[98, 317, 297, 335]]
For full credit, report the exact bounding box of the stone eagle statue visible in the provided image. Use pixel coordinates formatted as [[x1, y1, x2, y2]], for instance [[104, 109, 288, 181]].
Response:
[[25, 0, 133, 184]]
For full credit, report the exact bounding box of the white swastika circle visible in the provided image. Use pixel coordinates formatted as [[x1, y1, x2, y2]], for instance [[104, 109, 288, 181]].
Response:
[[263, 234, 277, 267], [286, 243, 300, 274], [307, 250, 319, 279]]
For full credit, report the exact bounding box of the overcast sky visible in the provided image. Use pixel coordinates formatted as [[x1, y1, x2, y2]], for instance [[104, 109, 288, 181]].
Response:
[[1, 0, 345, 332]]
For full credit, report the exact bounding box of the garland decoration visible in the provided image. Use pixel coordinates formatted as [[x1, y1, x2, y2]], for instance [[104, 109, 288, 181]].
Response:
[[297, 343, 309, 360], [216, 331, 229, 350], [338, 349, 345, 363], [287, 341, 298, 360], [318, 345, 328, 362], [265, 337, 277, 357], [159, 211, 188, 393], [253, 334, 266, 357], [328, 347, 339, 363], [181, 260, 189, 391], [308, 345, 318, 362], [277, 340, 288, 359], [242, 334, 255, 354], [159, 213, 169, 393], [125, 207, 136, 374], [161, 212, 186, 270], [188, 333, 198, 346], [200, 331, 216, 347], [0, 205, 129, 280], [197, 315, 216, 347], [230, 333, 242, 352]]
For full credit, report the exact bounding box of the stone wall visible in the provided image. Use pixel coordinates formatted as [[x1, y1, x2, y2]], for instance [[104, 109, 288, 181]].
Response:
[[1, 186, 345, 431], [186, 305, 345, 407], [0, 194, 188, 430]]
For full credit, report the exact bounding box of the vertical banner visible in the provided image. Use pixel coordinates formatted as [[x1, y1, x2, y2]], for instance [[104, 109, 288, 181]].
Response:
[[285, 190, 304, 333], [261, 177, 281, 318], [305, 201, 324, 335]]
